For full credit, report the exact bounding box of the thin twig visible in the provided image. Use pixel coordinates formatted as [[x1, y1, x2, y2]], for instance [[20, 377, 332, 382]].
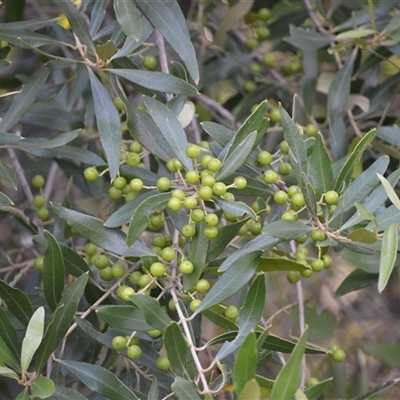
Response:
[[43, 162, 58, 200], [196, 95, 235, 125], [154, 30, 172, 101]]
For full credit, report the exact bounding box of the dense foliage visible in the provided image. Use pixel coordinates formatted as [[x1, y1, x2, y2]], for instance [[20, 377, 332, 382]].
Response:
[[0, 0, 400, 399]]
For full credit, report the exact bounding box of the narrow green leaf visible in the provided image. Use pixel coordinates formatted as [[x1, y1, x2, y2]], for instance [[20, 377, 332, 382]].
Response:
[[378, 224, 398, 293], [10, 130, 79, 150], [0, 366, 19, 380], [350, 377, 400, 400], [336, 29, 376, 39], [21, 306, 45, 375], [262, 220, 312, 240], [0, 280, 33, 326], [270, 327, 308, 400], [258, 257, 310, 272], [0, 191, 14, 206], [213, 197, 257, 220], [53, 204, 153, 258], [144, 96, 192, 170], [114, 0, 142, 41], [224, 101, 267, 162], [0, 18, 59, 31], [0, 131, 23, 145], [335, 269, 378, 297], [216, 132, 257, 181], [303, 378, 333, 400], [218, 235, 281, 273], [201, 121, 234, 146], [0, 29, 69, 49], [367, 205, 400, 232], [31, 376, 55, 399], [184, 221, 209, 290], [56, 359, 142, 400], [137, 1, 199, 82], [88, 69, 121, 180], [0, 159, 18, 189], [195, 251, 261, 314], [217, 275, 266, 360], [280, 105, 307, 181], [125, 102, 175, 162], [55, 0, 96, 55], [347, 228, 377, 244], [36, 273, 89, 372], [109, 69, 198, 95], [16, 389, 30, 400], [354, 203, 375, 221], [51, 387, 89, 400], [105, 191, 161, 228], [129, 294, 172, 332], [171, 377, 202, 400], [301, 172, 317, 215], [343, 169, 400, 229], [332, 155, 387, 220], [0, 68, 49, 132], [285, 25, 331, 51], [309, 134, 334, 197], [0, 307, 21, 360], [341, 252, 381, 274], [96, 305, 152, 333], [0, 336, 20, 371], [207, 219, 248, 262], [21, 145, 104, 165], [328, 51, 356, 124], [377, 173, 400, 211], [233, 332, 258, 396], [43, 231, 65, 312], [148, 377, 160, 400], [126, 192, 171, 246], [203, 305, 238, 331], [214, 0, 253, 47], [89, 0, 110, 37], [334, 129, 376, 191], [229, 176, 275, 197], [165, 322, 189, 376]]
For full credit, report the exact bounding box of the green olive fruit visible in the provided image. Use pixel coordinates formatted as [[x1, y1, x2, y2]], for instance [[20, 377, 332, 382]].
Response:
[[33, 257, 44, 271], [191, 208, 205, 222], [33, 195, 45, 208], [263, 170, 278, 184], [190, 299, 202, 312], [161, 247, 175, 262], [157, 177, 171, 191], [83, 168, 98, 181], [287, 271, 301, 284], [196, 278, 210, 294], [112, 335, 127, 350], [224, 305, 239, 320], [156, 356, 171, 370], [127, 344, 142, 359], [36, 207, 49, 221], [179, 260, 194, 274], [150, 262, 166, 277], [245, 37, 258, 50], [143, 55, 157, 70], [32, 174, 46, 188], [126, 152, 140, 167], [258, 151, 273, 165], [186, 144, 201, 159], [182, 223, 196, 238], [129, 178, 143, 192], [111, 263, 126, 278], [117, 285, 135, 301], [183, 196, 198, 210]]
